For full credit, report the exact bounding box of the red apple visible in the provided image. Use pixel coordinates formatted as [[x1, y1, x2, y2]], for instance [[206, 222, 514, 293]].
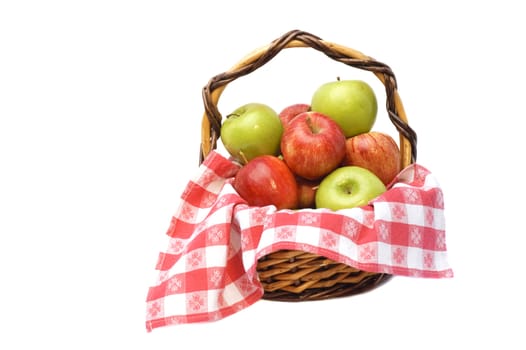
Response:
[[343, 131, 401, 185], [279, 103, 310, 128], [296, 176, 320, 209], [233, 155, 298, 210], [281, 111, 346, 180]]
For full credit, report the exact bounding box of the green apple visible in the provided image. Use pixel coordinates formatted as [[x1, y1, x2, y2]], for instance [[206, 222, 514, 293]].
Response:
[[315, 165, 386, 211], [220, 102, 283, 164], [310, 79, 378, 138]]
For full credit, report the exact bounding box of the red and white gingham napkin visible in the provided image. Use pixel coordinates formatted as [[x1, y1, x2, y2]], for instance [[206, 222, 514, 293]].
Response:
[[145, 150, 453, 331]]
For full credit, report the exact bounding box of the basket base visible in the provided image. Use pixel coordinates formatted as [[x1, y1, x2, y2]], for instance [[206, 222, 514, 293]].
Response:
[[257, 250, 393, 302], [261, 273, 392, 302]]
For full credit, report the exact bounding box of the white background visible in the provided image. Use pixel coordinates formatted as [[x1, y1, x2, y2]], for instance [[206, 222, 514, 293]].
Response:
[[1, 1, 525, 349]]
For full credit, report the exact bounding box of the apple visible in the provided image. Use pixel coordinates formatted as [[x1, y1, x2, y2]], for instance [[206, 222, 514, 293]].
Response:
[[280, 111, 346, 180], [310, 79, 378, 137], [279, 103, 310, 128], [233, 155, 298, 210], [315, 165, 386, 211], [343, 131, 401, 185], [220, 102, 283, 164], [296, 176, 320, 209]]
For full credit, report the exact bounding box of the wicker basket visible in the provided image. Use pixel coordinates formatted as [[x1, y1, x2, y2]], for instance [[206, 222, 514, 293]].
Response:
[[199, 29, 417, 302]]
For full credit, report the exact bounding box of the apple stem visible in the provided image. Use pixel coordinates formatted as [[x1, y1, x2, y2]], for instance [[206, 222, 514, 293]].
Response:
[[306, 115, 320, 134], [239, 150, 249, 164]]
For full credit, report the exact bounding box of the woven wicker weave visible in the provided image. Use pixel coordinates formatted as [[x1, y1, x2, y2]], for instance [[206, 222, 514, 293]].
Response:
[[199, 29, 417, 302]]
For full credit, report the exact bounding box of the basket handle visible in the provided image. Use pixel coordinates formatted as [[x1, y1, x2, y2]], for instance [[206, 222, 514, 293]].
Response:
[[200, 29, 417, 168]]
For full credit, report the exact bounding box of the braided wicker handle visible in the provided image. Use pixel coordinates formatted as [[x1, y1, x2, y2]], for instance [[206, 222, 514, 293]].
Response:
[[200, 29, 417, 168]]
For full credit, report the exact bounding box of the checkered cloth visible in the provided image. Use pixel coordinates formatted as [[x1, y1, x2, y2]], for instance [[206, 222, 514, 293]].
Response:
[[145, 150, 453, 331]]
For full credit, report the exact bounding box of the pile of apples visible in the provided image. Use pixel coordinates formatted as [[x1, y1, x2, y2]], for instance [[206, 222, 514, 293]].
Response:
[[220, 79, 401, 211]]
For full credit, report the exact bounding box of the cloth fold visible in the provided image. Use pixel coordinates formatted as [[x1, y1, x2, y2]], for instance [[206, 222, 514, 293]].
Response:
[[145, 150, 453, 331]]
